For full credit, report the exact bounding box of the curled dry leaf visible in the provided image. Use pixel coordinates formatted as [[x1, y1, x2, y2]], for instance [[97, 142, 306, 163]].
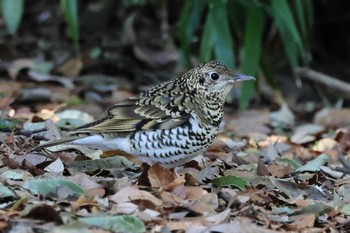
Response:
[[71, 195, 99, 212], [147, 164, 184, 191]]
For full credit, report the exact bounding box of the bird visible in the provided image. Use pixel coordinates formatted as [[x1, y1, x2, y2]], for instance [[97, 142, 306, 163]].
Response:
[[34, 61, 255, 168]]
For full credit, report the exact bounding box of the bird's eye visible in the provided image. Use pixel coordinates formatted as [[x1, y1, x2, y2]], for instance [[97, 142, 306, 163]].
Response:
[[210, 72, 219, 80]]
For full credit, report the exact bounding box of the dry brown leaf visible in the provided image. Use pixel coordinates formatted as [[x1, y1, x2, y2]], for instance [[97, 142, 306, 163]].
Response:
[[257, 135, 288, 148], [70, 173, 105, 197], [59, 56, 83, 76], [290, 213, 316, 230], [165, 209, 231, 231], [187, 193, 218, 214], [314, 108, 350, 128], [257, 158, 269, 176], [161, 191, 185, 208], [109, 185, 163, 206], [267, 163, 292, 178], [194, 221, 277, 233], [313, 138, 338, 152], [172, 185, 205, 201], [148, 164, 184, 191], [71, 195, 99, 212]]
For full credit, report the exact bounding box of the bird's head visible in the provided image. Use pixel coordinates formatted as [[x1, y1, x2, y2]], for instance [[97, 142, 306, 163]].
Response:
[[184, 61, 255, 104]]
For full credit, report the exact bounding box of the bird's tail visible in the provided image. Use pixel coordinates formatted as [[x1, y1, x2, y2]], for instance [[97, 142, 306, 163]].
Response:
[[32, 135, 84, 151]]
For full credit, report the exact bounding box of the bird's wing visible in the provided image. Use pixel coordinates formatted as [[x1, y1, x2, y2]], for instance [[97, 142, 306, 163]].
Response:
[[69, 88, 194, 135]]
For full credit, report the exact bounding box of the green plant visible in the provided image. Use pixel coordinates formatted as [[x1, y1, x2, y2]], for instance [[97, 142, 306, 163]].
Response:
[[0, 0, 24, 34], [178, 0, 313, 109], [61, 0, 80, 52]]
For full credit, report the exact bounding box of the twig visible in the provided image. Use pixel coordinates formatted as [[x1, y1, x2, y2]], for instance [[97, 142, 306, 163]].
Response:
[[295, 67, 350, 97]]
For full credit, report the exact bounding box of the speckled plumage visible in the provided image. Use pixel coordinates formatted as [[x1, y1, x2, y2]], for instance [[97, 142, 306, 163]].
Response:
[[34, 61, 254, 168]]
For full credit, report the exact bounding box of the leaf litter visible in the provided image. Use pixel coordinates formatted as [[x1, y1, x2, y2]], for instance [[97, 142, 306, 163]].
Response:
[[2, 84, 350, 232]]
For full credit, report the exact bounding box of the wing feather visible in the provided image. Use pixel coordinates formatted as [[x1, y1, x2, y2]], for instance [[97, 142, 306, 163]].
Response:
[[69, 83, 194, 135]]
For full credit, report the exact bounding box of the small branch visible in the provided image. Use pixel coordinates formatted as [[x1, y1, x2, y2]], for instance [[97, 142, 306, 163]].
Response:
[[295, 67, 350, 96]]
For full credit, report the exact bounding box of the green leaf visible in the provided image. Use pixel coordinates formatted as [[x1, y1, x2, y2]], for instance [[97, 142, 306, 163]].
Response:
[[292, 203, 333, 216], [79, 215, 145, 233], [2, 170, 27, 180], [178, 0, 205, 65], [268, 0, 308, 68], [23, 178, 84, 197], [1, 0, 24, 34], [0, 119, 17, 131], [212, 175, 249, 190], [89, 47, 101, 59], [60, 0, 80, 52], [239, 6, 264, 110], [293, 0, 307, 38], [123, 0, 147, 6], [199, 8, 214, 62], [278, 158, 302, 169], [200, 0, 234, 67], [341, 204, 350, 216], [270, 178, 305, 199], [0, 182, 17, 198], [296, 153, 329, 172]]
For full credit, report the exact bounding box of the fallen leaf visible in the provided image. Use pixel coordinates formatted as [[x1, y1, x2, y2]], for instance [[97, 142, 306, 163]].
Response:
[[211, 176, 249, 190], [70, 173, 105, 197], [267, 163, 292, 178], [109, 185, 163, 207], [314, 108, 350, 128], [290, 213, 316, 229], [59, 56, 83, 76], [71, 195, 99, 212], [257, 158, 269, 176], [296, 153, 329, 172], [147, 164, 178, 191], [269, 104, 295, 127], [78, 215, 145, 233], [194, 221, 277, 233], [44, 158, 64, 174], [291, 123, 324, 144], [23, 178, 84, 198]]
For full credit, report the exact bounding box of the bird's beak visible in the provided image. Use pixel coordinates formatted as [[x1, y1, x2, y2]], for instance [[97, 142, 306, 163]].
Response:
[[232, 74, 255, 82]]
